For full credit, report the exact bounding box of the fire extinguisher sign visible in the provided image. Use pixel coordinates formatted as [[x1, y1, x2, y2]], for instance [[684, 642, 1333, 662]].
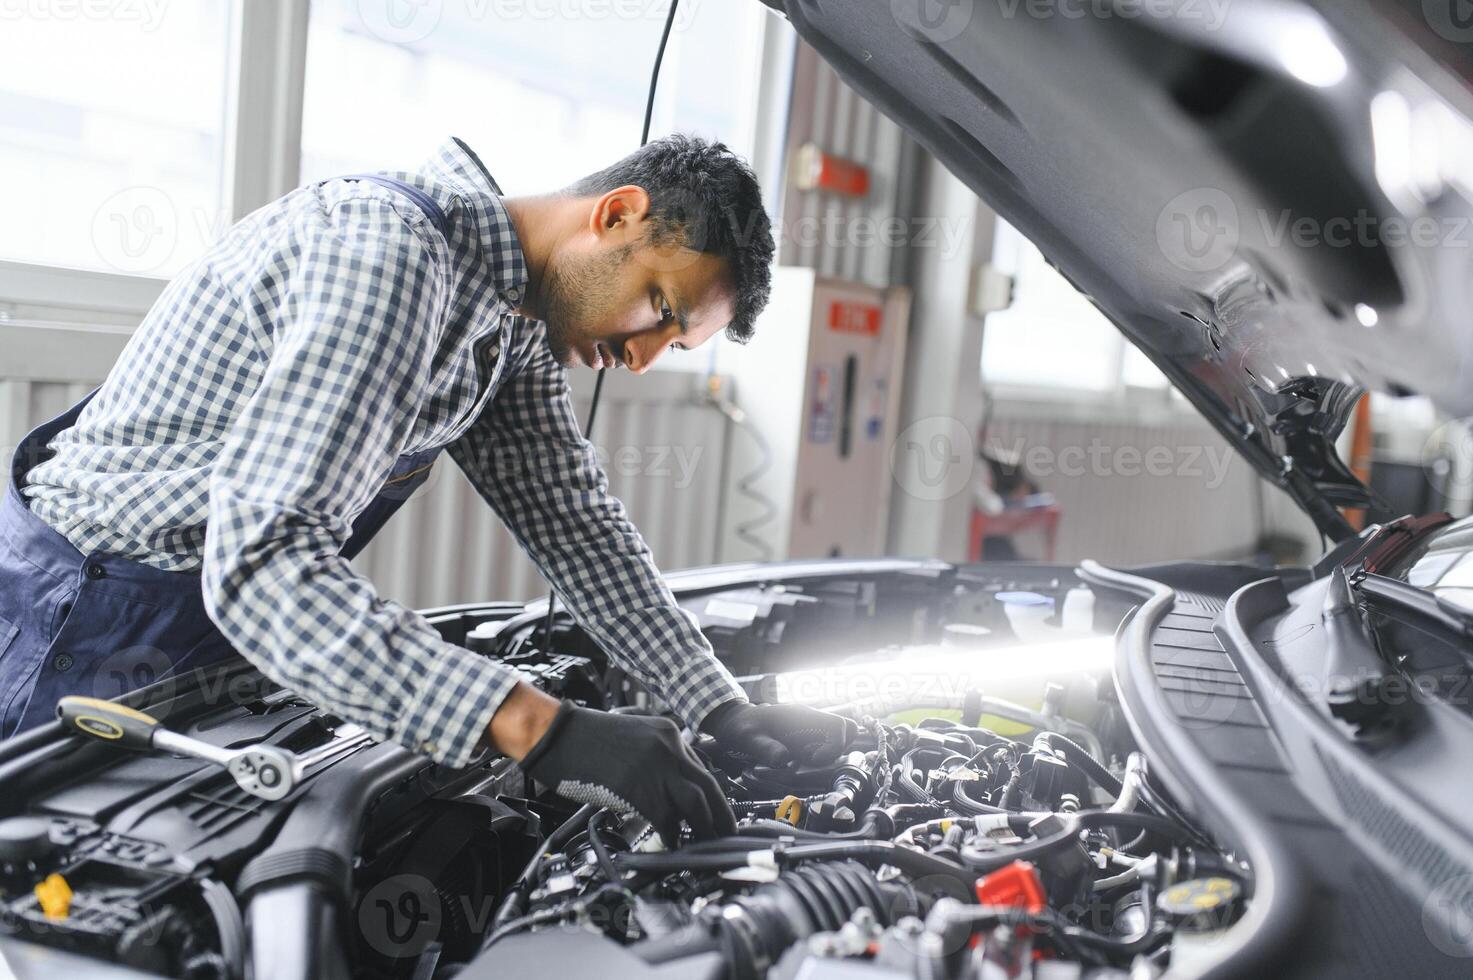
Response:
[[828, 301, 882, 336]]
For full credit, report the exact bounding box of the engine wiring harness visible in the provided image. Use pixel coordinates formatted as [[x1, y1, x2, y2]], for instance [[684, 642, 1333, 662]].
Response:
[[479, 704, 1250, 980]]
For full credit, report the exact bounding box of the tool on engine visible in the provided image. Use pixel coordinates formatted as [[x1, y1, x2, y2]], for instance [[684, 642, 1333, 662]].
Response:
[[56, 696, 301, 801]]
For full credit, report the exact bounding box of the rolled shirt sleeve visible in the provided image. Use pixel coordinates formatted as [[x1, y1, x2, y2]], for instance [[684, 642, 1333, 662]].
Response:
[[449, 323, 747, 728], [201, 193, 524, 767]]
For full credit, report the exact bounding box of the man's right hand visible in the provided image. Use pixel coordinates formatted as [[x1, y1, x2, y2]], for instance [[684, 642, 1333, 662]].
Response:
[[512, 697, 736, 847]]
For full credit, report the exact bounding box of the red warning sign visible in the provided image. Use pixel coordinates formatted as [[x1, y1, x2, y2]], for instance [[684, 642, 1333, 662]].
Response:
[[828, 301, 882, 335]]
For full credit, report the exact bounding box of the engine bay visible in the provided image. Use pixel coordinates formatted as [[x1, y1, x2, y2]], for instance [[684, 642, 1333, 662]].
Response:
[[0, 562, 1254, 979]]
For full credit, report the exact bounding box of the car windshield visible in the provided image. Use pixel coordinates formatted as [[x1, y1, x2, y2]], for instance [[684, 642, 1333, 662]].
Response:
[[1386, 516, 1473, 616]]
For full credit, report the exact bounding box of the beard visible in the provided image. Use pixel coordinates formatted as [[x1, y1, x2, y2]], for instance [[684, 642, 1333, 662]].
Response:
[[539, 244, 632, 366]]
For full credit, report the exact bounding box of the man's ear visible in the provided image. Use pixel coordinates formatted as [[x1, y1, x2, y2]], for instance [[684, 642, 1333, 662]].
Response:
[[590, 185, 651, 239]]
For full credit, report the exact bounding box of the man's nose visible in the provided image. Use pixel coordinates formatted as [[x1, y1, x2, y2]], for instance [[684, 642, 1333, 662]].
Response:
[[622, 323, 680, 374]]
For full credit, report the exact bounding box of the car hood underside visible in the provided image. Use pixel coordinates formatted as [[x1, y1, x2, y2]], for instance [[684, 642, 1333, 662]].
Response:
[[766, 0, 1473, 539]]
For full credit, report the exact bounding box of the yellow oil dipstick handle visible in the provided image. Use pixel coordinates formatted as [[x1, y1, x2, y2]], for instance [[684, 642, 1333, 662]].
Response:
[[56, 696, 162, 749]]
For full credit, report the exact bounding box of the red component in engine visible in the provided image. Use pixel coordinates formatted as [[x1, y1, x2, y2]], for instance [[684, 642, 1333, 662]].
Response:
[[975, 860, 1047, 914]]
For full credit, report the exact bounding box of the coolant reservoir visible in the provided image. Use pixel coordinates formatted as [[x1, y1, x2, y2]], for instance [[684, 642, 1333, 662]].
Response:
[[997, 591, 1056, 641]]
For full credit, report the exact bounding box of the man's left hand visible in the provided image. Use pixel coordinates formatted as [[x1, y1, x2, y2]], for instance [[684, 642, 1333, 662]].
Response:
[[700, 701, 857, 767]]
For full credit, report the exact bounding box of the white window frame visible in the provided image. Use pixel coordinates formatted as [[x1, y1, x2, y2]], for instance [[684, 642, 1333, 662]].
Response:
[[979, 327, 1195, 426], [977, 218, 1198, 424], [0, 1, 793, 337], [0, 1, 310, 328]]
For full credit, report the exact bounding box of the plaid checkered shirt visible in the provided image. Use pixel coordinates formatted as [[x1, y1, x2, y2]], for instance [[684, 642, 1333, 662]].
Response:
[[22, 138, 745, 766]]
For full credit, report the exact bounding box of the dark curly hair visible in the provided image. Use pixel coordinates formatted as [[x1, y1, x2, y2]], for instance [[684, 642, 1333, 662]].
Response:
[[565, 135, 774, 344]]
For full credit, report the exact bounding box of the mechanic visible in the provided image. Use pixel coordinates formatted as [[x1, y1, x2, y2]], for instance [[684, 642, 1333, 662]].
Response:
[[0, 135, 854, 843]]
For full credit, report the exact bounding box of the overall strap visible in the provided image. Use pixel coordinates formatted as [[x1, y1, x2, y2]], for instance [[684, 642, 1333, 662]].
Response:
[[338, 174, 449, 238]]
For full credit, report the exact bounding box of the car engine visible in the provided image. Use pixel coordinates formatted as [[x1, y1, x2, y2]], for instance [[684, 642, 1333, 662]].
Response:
[[0, 562, 1251, 979]]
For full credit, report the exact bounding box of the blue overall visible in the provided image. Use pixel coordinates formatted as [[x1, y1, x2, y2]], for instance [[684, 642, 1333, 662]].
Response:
[[0, 175, 449, 737]]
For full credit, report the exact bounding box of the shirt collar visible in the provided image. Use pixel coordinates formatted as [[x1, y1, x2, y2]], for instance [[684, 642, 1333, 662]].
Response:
[[425, 137, 529, 305]]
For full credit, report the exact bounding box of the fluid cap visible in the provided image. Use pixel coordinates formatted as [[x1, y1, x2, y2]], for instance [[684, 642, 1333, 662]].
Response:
[[0, 817, 56, 863], [1158, 876, 1242, 930], [996, 591, 1054, 608]]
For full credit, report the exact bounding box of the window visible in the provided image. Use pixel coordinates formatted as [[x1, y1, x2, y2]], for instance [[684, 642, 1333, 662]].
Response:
[[297, 1, 772, 373], [0, 6, 232, 277], [299, 1, 767, 194], [0, 0, 783, 342], [982, 220, 1168, 394]]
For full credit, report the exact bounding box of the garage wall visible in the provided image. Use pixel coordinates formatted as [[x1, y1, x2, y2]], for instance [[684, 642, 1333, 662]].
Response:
[[984, 400, 1320, 565], [353, 369, 734, 608], [776, 41, 918, 289], [0, 323, 733, 609]]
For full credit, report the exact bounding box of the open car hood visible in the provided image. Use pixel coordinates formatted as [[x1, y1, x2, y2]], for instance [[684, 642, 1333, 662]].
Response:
[[766, 0, 1473, 539]]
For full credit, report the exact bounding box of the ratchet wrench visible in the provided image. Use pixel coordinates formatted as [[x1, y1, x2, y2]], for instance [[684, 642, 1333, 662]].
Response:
[[57, 696, 303, 801]]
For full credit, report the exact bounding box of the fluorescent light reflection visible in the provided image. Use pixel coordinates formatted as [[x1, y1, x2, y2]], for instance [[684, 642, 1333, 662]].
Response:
[[773, 635, 1116, 712]]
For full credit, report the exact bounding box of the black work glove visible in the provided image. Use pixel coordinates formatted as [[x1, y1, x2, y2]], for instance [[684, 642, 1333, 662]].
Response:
[[700, 700, 858, 768], [520, 701, 736, 846]]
